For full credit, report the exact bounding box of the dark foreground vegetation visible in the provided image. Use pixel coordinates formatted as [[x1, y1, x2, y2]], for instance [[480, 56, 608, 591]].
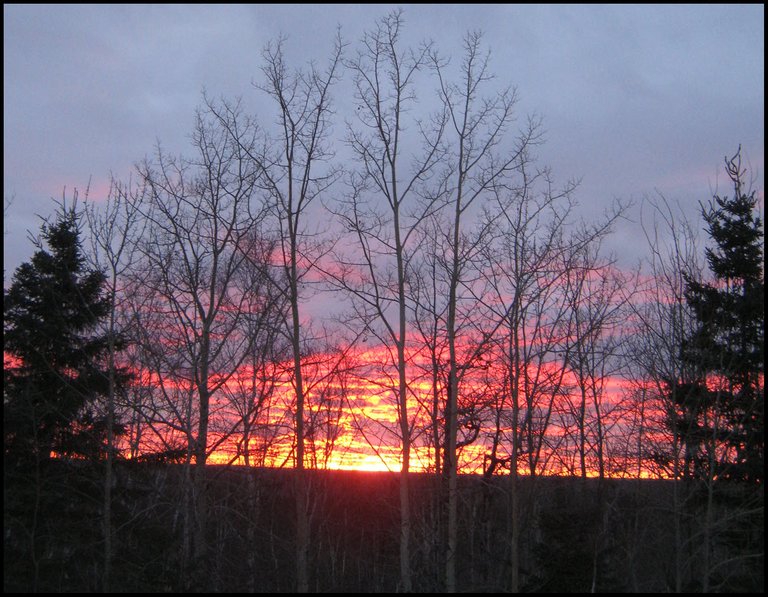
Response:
[[4, 461, 763, 593]]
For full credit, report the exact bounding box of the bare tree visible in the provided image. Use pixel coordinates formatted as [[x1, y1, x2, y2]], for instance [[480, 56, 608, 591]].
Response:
[[4, 193, 14, 241], [293, 334, 364, 471], [626, 192, 704, 591], [211, 235, 289, 592], [325, 11, 446, 590], [478, 165, 577, 590], [474, 145, 626, 586], [216, 236, 288, 469], [428, 31, 545, 592], [240, 33, 344, 592], [560, 239, 630, 482], [134, 96, 266, 589], [410, 214, 451, 477], [84, 176, 146, 592], [548, 237, 632, 592]]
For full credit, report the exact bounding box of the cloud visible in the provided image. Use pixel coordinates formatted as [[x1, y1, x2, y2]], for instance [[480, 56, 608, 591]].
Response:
[[3, 4, 763, 280]]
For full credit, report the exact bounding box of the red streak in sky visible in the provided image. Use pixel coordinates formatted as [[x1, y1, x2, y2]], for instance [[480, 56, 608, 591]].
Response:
[[113, 342, 670, 478]]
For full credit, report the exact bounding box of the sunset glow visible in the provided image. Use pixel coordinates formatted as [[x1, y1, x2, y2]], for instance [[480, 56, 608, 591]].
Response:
[[109, 341, 668, 478]]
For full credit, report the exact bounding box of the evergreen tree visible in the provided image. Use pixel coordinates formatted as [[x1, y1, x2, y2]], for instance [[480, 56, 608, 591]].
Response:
[[4, 199, 123, 464], [682, 147, 764, 482]]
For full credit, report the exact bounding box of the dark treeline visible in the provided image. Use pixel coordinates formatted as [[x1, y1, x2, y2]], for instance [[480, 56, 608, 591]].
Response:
[[4, 464, 762, 593], [4, 10, 763, 593]]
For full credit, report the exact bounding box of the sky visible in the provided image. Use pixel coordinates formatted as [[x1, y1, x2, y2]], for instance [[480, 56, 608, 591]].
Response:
[[4, 4, 764, 284]]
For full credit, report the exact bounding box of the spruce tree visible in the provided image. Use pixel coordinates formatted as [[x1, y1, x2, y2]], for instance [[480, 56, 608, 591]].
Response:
[[4, 200, 121, 464], [683, 147, 764, 482]]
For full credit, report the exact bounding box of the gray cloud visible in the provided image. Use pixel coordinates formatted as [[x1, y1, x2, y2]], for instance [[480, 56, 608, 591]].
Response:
[[4, 4, 763, 279]]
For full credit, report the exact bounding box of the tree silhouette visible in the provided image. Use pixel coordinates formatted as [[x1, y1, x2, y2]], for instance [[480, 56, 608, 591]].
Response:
[[681, 147, 764, 483], [4, 198, 124, 464]]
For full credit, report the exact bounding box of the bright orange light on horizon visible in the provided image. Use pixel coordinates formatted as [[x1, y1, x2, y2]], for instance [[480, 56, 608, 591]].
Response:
[[109, 340, 673, 479], [4, 345, 672, 479]]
